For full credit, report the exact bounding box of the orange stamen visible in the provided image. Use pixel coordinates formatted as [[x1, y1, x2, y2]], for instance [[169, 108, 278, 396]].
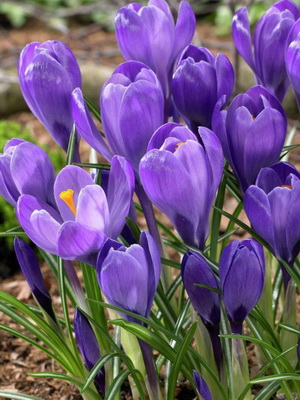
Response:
[[59, 189, 76, 215], [175, 141, 185, 150], [280, 185, 292, 189]]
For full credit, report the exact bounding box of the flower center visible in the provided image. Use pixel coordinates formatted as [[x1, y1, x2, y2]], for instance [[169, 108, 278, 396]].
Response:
[[280, 185, 292, 189], [59, 189, 77, 215], [175, 141, 185, 150]]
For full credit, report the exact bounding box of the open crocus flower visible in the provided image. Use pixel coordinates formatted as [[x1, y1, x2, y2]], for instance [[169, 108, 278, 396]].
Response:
[[172, 45, 234, 132], [18, 40, 82, 159], [139, 123, 223, 249], [0, 139, 56, 207], [97, 232, 161, 323], [220, 239, 265, 334], [115, 0, 196, 105], [17, 156, 134, 266], [212, 85, 287, 193], [244, 162, 300, 288], [286, 18, 300, 110], [232, 0, 300, 102]]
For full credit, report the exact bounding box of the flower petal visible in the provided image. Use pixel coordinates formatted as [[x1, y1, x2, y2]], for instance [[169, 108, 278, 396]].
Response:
[[76, 184, 110, 233], [106, 156, 134, 239], [232, 7, 255, 71], [54, 165, 94, 221], [57, 221, 106, 265], [71, 88, 113, 161]]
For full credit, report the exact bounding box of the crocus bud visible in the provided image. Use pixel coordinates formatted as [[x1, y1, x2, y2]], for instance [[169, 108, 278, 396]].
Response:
[[220, 239, 265, 334], [181, 250, 220, 326], [97, 232, 161, 323], [18, 41, 82, 157], [0, 139, 56, 207], [182, 250, 222, 371], [115, 0, 196, 104], [172, 45, 234, 132], [139, 123, 223, 249], [100, 61, 164, 172], [244, 162, 300, 288], [193, 370, 213, 400], [17, 156, 134, 266], [74, 309, 105, 396], [232, 0, 300, 102], [212, 85, 287, 193], [286, 19, 300, 110], [14, 238, 55, 320]]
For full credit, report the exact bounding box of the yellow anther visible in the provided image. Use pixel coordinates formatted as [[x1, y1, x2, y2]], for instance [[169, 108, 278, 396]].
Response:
[[59, 189, 76, 215], [175, 141, 185, 150]]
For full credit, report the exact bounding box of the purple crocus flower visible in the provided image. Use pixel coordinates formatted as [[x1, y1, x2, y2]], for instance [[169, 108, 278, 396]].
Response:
[[219, 239, 265, 334], [212, 85, 287, 193], [286, 18, 300, 110], [0, 139, 56, 207], [18, 40, 82, 158], [100, 61, 164, 172], [193, 371, 213, 400], [181, 250, 220, 327], [72, 62, 165, 172], [172, 45, 234, 132], [14, 238, 55, 320], [74, 309, 105, 396], [139, 123, 223, 249], [97, 232, 161, 323], [17, 156, 134, 266], [232, 0, 300, 102], [182, 250, 222, 369], [244, 162, 300, 288], [115, 0, 196, 107]]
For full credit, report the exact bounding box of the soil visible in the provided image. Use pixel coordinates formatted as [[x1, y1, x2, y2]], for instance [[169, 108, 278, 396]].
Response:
[[0, 14, 300, 400]]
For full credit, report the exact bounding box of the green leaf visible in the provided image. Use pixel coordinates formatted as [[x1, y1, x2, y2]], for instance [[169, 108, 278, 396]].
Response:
[[29, 372, 100, 400], [250, 373, 300, 384], [77, 308, 147, 399], [237, 345, 297, 400], [194, 283, 222, 294], [39, 249, 76, 307], [279, 257, 300, 289], [72, 162, 110, 170], [125, 217, 141, 242], [105, 369, 131, 400], [66, 123, 77, 165], [210, 163, 227, 262], [253, 381, 280, 399], [0, 392, 45, 400], [167, 322, 198, 400], [278, 323, 300, 335], [84, 95, 102, 123], [81, 353, 121, 394], [110, 319, 195, 384], [213, 207, 270, 249]]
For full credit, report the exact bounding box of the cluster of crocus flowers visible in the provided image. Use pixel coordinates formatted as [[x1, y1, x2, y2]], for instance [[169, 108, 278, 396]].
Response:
[[115, 0, 196, 112], [232, 0, 300, 102], [3, 0, 300, 398]]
